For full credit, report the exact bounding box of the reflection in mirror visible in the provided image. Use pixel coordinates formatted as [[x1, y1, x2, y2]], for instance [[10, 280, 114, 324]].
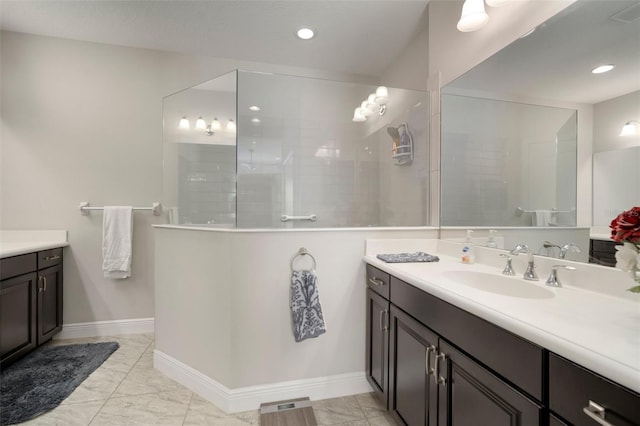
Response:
[[439, 0, 640, 263], [441, 95, 577, 227]]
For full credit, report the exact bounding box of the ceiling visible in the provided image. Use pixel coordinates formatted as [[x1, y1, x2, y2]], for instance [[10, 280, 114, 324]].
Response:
[[0, 0, 429, 78]]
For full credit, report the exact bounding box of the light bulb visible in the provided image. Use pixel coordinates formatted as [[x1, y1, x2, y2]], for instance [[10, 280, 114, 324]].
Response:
[[457, 0, 489, 32], [226, 119, 236, 132], [352, 107, 367, 122], [210, 117, 221, 130], [620, 121, 639, 137], [179, 116, 190, 129], [360, 101, 373, 116], [195, 116, 206, 130], [374, 86, 389, 104]]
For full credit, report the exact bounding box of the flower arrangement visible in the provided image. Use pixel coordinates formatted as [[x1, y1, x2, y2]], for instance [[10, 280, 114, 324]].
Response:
[[610, 206, 640, 292]]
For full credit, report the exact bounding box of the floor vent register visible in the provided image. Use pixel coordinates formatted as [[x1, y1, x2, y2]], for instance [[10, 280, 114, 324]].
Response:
[[259, 397, 317, 426]]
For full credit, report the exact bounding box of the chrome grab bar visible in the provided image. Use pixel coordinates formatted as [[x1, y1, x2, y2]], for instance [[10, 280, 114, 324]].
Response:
[[583, 401, 616, 426], [281, 214, 317, 222]]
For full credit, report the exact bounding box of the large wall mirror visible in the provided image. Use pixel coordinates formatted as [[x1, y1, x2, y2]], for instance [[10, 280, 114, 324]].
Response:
[[440, 0, 640, 259]]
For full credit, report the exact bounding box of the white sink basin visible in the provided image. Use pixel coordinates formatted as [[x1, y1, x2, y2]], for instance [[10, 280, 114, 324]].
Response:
[[443, 271, 555, 299]]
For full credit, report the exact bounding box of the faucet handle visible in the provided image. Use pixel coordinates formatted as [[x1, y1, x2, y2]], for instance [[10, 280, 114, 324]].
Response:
[[546, 265, 576, 287], [499, 253, 516, 276]]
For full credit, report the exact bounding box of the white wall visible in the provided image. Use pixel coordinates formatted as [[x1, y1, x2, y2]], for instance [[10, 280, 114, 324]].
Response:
[[0, 31, 375, 325]]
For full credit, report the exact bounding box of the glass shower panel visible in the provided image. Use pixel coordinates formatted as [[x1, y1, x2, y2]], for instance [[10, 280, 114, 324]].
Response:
[[236, 70, 430, 228], [162, 71, 237, 226]]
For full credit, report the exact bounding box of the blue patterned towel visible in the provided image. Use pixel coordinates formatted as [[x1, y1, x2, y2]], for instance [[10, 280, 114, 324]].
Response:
[[376, 252, 440, 263], [291, 270, 326, 342]]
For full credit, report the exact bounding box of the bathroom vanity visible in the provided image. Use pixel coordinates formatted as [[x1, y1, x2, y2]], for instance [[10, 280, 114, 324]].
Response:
[[364, 240, 640, 426], [0, 231, 68, 366]]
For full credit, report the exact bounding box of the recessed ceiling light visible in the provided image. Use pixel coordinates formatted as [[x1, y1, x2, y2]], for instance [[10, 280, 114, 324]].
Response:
[[251, 118, 261, 124], [249, 105, 260, 112], [591, 64, 615, 74], [296, 27, 315, 40]]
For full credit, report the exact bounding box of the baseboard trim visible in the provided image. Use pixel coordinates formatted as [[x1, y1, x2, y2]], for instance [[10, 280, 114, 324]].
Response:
[[153, 349, 373, 413], [55, 318, 155, 339]]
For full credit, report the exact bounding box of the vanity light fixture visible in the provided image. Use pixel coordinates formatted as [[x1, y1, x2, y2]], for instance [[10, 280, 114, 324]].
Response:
[[296, 27, 315, 40], [591, 64, 615, 74], [226, 119, 236, 132], [211, 117, 222, 130], [457, 0, 489, 32], [352, 86, 389, 122], [179, 116, 190, 129], [620, 120, 639, 137], [195, 116, 206, 130]]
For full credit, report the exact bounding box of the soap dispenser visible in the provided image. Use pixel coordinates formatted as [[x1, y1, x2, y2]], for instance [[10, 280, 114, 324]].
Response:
[[486, 229, 498, 248], [461, 230, 475, 264]]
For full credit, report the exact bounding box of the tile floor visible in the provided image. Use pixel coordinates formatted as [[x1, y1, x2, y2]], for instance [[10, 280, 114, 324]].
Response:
[[21, 334, 396, 425]]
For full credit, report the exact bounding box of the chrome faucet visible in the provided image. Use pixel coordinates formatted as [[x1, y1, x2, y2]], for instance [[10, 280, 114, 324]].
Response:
[[509, 244, 539, 281], [546, 265, 576, 287], [560, 243, 581, 259], [499, 253, 516, 276]]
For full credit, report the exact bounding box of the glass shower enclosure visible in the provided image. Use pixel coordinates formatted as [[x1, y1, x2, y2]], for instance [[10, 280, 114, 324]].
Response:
[[162, 70, 430, 228]]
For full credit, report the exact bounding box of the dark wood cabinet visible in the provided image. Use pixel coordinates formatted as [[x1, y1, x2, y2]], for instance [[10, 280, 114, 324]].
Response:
[[549, 353, 640, 426], [0, 272, 38, 365], [0, 248, 64, 367], [366, 266, 391, 408], [589, 239, 620, 267], [365, 264, 640, 426], [388, 305, 438, 426], [37, 263, 63, 345], [438, 340, 541, 426]]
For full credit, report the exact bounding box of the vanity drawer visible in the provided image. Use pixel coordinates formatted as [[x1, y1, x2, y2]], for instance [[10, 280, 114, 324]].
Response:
[[366, 265, 390, 299], [38, 248, 63, 269], [549, 353, 640, 426], [1, 253, 37, 281], [391, 276, 544, 401]]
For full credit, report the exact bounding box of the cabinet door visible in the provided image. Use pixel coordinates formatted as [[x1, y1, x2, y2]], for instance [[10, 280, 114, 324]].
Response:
[[37, 264, 63, 345], [0, 272, 38, 365], [437, 340, 541, 426], [389, 305, 438, 426], [366, 288, 389, 407]]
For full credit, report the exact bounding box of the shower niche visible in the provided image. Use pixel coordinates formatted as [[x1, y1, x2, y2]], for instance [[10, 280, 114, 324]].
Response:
[[162, 70, 430, 229]]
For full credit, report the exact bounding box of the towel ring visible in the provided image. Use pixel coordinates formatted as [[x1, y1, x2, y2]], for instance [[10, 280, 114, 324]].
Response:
[[291, 247, 317, 272]]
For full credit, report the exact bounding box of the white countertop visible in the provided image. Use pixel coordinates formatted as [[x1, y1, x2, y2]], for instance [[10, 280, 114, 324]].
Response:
[[0, 230, 69, 258], [364, 239, 640, 394]]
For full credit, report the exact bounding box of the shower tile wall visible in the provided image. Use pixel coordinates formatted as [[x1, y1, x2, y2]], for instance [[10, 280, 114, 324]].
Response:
[[178, 144, 236, 225]]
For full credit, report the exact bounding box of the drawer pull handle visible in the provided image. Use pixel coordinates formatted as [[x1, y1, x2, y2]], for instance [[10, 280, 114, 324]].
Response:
[[379, 309, 388, 332], [38, 276, 47, 292], [425, 345, 436, 376], [583, 401, 615, 426], [44, 255, 61, 261], [368, 277, 384, 287], [434, 352, 447, 386]]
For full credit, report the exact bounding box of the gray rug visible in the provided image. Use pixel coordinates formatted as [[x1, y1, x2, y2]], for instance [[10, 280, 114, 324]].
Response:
[[0, 342, 119, 425]]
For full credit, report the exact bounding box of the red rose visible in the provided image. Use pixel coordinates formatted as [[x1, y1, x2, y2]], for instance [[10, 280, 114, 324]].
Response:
[[610, 206, 640, 243]]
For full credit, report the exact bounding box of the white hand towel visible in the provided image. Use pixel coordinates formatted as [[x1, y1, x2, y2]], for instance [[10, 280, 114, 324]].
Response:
[[533, 210, 552, 227], [102, 206, 133, 279]]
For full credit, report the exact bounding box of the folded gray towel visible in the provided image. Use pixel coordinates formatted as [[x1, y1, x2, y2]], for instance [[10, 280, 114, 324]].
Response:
[[376, 252, 440, 263], [291, 270, 326, 342]]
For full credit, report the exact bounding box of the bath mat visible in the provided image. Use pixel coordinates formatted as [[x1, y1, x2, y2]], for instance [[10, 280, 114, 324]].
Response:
[[0, 341, 119, 425]]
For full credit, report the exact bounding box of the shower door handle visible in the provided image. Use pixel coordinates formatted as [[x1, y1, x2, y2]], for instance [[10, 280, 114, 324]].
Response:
[[281, 214, 317, 222]]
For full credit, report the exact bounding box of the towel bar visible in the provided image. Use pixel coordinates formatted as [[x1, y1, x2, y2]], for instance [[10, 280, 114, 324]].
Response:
[[79, 202, 163, 216]]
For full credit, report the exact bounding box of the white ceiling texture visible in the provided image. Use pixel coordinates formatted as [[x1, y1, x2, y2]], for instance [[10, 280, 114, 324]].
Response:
[[0, 0, 430, 78]]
